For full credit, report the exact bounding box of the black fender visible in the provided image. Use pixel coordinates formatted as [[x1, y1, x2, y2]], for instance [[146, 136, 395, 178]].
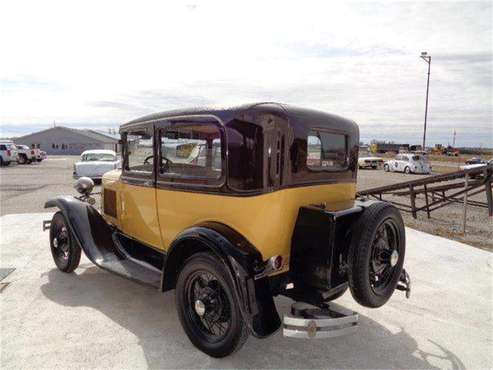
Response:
[[44, 196, 118, 267], [162, 221, 281, 338]]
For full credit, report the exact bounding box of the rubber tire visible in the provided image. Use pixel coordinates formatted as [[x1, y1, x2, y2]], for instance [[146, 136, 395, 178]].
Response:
[[383, 164, 389, 172], [175, 252, 248, 358], [49, 211, 81, 273], [18, 155, 26, 164], [347, 203, 405, 308], [404, 166, 411, 174], [0, 157, 3, 166]]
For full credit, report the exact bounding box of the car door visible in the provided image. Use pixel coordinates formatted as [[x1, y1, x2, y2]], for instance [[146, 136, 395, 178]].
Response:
[[393, 155, 401, 172], [155, 117, 226, 251], [119, 125, 162, 249]]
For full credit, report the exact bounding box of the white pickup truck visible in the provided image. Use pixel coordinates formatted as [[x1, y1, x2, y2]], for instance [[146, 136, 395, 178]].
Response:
[[16, 144, 36, 164], [0, 141, 18, 166]]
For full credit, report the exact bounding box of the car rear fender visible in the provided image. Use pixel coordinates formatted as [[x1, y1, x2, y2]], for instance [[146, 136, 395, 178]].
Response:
[[162, 222, 281, 338]]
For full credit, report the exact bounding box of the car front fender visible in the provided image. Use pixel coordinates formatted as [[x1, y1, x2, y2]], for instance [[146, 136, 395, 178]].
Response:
[[44, 196, 116, 266]]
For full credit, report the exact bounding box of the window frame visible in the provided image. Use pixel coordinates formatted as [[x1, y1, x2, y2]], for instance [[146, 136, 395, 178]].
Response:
[[156, 117, 226, 188], [306, 128, 349, 172], [121, 125, 155, 183]]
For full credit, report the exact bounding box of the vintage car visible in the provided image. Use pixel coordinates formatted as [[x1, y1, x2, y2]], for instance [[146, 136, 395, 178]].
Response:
[[73, 149, 120, 181], [44, 103, 410, 357], [358, 153, 384, 169], [383, 153, 431, 174]]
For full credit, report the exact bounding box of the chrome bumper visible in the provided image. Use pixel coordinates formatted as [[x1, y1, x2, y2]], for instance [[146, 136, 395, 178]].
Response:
[[283, 302, 358, 339]]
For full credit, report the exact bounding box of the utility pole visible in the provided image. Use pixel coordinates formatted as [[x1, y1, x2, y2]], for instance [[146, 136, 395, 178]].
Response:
[[420, 52, 431, 151]]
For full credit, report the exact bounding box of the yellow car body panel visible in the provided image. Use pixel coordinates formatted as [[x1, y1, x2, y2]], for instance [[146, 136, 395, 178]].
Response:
[[155, 183, 355, 266], [103, 168, 355, 267]]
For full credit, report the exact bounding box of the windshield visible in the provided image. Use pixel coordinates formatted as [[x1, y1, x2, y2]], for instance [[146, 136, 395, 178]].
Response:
[[412, 155, 427, 162], [81, 153, 116, 162]]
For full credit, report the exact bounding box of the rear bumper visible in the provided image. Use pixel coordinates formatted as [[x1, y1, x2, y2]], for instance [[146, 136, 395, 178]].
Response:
[[283, 302, 358, 338]]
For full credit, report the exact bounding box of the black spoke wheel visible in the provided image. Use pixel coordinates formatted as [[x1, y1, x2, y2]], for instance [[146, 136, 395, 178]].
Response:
[[176, 252, 248, 357], [348, 203, 405, 308], [49, 211, 81, 273], [369, 219, 401, 295]]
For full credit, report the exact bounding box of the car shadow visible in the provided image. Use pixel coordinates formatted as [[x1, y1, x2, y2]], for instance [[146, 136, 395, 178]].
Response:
[[40, 266, 465, 369]]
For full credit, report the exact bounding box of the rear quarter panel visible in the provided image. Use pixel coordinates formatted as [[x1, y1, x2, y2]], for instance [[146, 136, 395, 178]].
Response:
[[156, 183, 356, 269]]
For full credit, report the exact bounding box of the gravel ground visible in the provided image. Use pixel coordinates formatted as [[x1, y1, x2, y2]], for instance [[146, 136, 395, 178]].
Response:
[[1, 156, 491, 251]]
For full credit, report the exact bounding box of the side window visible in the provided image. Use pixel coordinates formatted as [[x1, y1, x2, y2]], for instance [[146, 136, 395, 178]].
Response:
[[307, 130, 348, 170], [159, 122, 222, 180], [125, 130, 154, 174]]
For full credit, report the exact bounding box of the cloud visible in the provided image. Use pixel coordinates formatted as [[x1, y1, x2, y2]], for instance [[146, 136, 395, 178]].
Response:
[[0, 0, 491, 147]]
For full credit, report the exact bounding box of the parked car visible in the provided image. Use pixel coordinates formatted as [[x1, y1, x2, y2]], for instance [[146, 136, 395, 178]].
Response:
[[0, 140, 18, 166], [33, 148, 43, 162], [384, 153, 431, 174], [358, 153, 384, 169], [464, 157, 485, 166], [44, 103, 410, 357], [460, 158, 492, 172], [73, 149, 120, 181], [16, 144, 36, 164]]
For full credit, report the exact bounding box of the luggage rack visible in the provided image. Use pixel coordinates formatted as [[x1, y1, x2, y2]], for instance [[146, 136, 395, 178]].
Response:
[[283, 302, 358, 339]]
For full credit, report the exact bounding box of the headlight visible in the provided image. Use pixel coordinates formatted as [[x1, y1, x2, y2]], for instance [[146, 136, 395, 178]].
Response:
[[74, 177, 94, 195]]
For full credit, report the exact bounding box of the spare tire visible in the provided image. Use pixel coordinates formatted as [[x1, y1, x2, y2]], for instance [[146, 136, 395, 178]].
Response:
[[347, 202, 405, 308]]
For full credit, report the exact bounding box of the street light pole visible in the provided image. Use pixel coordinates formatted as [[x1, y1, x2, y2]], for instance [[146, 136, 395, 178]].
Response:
[[420, 52, 431, 151]]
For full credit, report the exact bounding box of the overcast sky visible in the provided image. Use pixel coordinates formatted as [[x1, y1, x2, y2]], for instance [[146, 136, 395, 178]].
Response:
[[1, 1, 491, 146]]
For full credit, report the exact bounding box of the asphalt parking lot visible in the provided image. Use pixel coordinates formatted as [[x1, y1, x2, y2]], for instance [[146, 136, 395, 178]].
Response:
[[0, 157, 100, 215], [1, 213, 491, 369]]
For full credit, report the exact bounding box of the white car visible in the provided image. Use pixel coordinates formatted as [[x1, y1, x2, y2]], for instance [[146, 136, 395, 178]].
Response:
[[384, 153, 432, 174], [358, 154, 384, 169], [73, 150, 120, 181]]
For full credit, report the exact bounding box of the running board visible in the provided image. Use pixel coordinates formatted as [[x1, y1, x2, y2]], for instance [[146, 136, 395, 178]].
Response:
[[283, 302, 358, 339]]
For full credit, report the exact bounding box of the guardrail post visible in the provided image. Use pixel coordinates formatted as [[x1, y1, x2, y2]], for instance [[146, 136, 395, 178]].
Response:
[[485, 167, 493, 217], [410, 185, 417, 219], [424, 184, 430, 218], [463, 172, 469, 234]]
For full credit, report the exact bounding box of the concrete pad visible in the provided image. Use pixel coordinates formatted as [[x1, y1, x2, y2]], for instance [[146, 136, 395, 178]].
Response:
[[1, 212, 492, 369]]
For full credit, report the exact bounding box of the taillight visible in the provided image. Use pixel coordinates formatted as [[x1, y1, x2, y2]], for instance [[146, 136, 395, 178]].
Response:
[[6, 150, 11, 156]]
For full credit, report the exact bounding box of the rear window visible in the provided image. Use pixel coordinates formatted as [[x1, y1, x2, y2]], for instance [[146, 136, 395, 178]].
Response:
[[307, 130, 348, 170]]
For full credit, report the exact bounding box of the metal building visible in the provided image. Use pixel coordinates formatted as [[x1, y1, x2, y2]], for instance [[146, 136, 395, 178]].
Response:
[[14, 126, 120, 155]]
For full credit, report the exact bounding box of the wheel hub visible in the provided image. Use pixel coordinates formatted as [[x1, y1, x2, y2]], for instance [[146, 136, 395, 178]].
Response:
[[194, 299, 206, 317], [390, 250, 399, 267]]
